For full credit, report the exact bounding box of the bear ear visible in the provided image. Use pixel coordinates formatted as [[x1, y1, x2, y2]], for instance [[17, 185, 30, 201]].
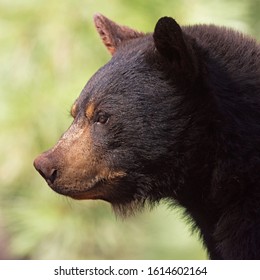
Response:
[[93, 13, 143, 55], [153, 17, 197, 82]]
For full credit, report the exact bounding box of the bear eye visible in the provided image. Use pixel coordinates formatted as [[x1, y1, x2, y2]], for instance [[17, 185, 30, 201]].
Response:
[[96, 112, 109, 124]]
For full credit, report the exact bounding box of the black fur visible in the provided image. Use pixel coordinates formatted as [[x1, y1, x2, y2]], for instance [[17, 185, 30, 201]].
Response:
[[34, 16, 260, 259], [87, 20, 260, 259]]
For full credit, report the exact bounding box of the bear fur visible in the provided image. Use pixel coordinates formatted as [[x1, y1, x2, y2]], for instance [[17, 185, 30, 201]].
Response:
[[34, 14, 260, 259]]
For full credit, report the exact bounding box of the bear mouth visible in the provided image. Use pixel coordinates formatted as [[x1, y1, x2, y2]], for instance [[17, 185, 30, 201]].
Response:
[[48, 171, 126, 200], [47, 176, 104, 199]]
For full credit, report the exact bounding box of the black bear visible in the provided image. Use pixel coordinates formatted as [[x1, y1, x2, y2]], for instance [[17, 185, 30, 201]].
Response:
[[34, 14, 260, 259]]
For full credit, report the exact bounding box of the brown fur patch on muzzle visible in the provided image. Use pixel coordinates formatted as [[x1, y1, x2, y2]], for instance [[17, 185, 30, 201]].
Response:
[[34, 120, 126, 200]]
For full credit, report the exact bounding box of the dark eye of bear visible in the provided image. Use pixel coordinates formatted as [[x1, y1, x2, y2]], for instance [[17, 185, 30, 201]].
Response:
[[96, 112, 109, 124]]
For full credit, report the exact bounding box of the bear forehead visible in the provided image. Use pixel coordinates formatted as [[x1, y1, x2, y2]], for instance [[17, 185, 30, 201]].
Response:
[[76, 35, 156, 104]]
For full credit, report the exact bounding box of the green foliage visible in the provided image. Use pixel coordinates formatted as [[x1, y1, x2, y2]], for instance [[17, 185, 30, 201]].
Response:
[[0, 0, 258, 260]]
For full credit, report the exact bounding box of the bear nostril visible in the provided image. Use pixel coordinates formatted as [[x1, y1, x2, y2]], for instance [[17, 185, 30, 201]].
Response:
[[33, 155, 58, 184], [49, 169, 58, 184]]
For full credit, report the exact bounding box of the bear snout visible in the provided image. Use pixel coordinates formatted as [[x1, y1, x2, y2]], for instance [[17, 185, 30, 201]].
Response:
[[33, 154, 58, 185]]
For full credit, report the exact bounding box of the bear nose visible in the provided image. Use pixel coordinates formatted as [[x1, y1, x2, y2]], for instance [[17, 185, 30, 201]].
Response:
[[33, 155, 58, 184]]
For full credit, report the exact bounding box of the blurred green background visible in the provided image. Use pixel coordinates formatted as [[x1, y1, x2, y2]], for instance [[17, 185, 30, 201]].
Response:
[[0, 0, 259, 260]]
